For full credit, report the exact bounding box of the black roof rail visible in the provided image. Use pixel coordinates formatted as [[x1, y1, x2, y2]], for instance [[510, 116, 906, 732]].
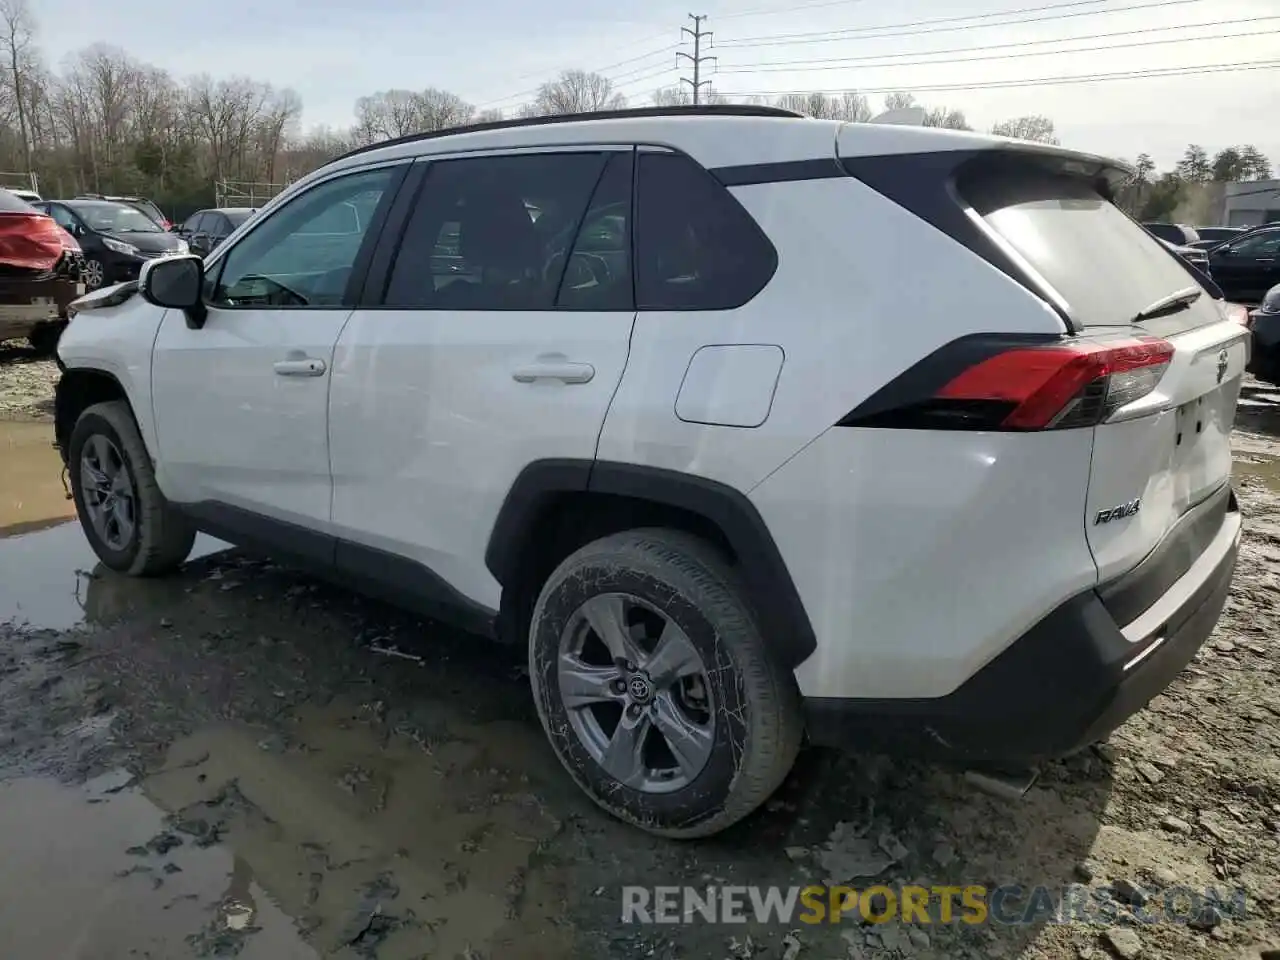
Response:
[[333, 103, 807, 164]]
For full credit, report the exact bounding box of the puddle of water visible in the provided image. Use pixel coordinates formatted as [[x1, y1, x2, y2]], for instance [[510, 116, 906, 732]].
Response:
[[0, 420, 75, 536], [0, 770, 316, 959], [0, 520, 229, 631], [1234, 455, 1280, 495], [138, 702, 573, 958]]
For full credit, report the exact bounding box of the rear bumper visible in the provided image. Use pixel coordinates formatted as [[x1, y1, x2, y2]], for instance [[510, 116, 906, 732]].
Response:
[[805, 487, 1241, 764]]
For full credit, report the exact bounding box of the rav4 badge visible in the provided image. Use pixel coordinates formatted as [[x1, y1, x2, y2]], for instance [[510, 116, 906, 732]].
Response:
[[1095, 499, 1142, 525]]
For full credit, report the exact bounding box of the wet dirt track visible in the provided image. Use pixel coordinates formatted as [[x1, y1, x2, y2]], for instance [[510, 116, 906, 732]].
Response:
[[3, 357, 1280, 960]]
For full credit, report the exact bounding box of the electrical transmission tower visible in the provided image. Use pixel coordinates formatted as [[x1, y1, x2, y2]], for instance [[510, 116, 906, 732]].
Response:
[[678, 14, 716, 104]]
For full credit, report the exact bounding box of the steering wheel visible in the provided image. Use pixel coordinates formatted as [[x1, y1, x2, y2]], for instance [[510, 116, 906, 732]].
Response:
[[563, 252, 611, 289], [231, 273, 309, 307]]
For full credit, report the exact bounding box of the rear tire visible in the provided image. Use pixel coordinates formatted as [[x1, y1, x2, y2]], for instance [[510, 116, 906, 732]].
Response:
[[68, 400, 195, 577], [528, 528, 804, 838]]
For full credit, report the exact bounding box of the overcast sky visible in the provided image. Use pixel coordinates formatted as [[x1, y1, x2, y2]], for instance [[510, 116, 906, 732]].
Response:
[[32, 0, 1280, 172]]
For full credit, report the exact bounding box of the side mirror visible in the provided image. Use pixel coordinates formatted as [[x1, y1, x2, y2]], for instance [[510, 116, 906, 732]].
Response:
[[139, 255, 207, 329]]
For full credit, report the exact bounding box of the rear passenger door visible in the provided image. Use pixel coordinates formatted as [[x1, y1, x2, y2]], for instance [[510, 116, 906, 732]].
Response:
[[328, 148, 637, 613]]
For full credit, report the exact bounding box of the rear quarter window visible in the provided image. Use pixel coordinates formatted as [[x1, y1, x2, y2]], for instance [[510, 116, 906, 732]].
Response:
[[635, 152, 777, 311], [964, 172, 1221, 332]]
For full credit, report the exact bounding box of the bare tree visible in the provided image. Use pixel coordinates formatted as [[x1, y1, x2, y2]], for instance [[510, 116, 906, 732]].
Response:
[[651, 85, 727, 107], [354, 87, 474, 143], [526, 69, 626, 116], [990, 115, 1058, 144], [771, 91, 871, 121], [883, 92, 916, 111], [921, 106, 971, 131], [0, 0, 35, 172]]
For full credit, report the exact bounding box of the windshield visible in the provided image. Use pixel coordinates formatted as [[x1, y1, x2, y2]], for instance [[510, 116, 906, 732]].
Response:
[[70, 201, 163, 233]]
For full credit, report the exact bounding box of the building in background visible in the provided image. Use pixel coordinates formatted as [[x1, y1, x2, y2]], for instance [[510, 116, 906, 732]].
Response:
[[1223, 181, 1280, 227]]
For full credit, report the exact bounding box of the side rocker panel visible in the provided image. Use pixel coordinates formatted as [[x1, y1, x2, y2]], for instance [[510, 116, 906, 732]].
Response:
[[484, 459, 818, 669]]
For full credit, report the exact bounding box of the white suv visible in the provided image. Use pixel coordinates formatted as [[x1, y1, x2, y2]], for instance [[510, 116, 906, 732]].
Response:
[[54, 105, 1245, 838]]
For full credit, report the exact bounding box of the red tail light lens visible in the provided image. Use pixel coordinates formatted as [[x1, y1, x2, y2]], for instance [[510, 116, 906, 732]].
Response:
[[935, 338, 1174, 430], [0, 212, 74, 272]]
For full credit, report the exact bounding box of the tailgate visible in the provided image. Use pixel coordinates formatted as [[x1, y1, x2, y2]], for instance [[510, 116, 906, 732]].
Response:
[[1086, 318, 1247, 582], [953, 153, 1246, 596]]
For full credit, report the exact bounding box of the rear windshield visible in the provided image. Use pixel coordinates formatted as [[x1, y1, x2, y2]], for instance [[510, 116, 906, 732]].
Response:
[[964, 172, 1218, 329], [0, 189, 35, 212]]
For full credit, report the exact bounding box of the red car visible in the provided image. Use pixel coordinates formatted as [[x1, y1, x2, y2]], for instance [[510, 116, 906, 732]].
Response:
[[0, 189, 85, 352]]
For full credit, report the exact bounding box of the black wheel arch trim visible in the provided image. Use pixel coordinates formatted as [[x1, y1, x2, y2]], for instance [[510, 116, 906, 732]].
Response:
[[485, 459, 818, 669], [54, 366, 133, 460]]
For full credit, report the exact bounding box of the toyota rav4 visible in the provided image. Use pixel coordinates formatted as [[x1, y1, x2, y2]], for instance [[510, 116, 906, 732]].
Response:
[[53, 105, 1245, 838]]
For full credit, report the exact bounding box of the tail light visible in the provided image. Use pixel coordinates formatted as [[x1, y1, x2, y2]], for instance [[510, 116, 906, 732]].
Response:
[[0, 212, 76, 271], [1222, 302, 1250, 326], [840, 335, 1174, 432]]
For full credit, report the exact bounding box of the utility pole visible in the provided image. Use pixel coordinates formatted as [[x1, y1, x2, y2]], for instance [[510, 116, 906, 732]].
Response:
[[678, 14, 716, 105]]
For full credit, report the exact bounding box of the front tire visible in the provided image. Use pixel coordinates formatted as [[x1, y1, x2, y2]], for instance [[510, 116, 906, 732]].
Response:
[[529, 528, 803, 838], [68, 401, 195, 577]]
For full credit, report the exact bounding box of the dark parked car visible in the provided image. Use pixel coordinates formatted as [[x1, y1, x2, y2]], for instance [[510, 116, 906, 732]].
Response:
[[176, 207, 255, 257], [1155, 236, 1210, 275], [1206, 226, 1280, 304], [75, 193, 172, 231], [0, 189, 84, 352], [1246, 283, 1280, 385], [32, 199, 188, 290], [1143, 222, 1200, 246], [1187, 226, 1246, 250]]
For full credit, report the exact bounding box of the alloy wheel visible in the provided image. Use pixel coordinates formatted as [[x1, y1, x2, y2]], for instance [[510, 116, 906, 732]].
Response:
[[82, 258, 105, 289], [558, 593, 716, 793], [79, 434, 136, 551]]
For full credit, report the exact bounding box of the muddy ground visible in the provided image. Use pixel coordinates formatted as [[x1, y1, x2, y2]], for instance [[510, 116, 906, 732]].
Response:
[[2, 347, 1280, 960]]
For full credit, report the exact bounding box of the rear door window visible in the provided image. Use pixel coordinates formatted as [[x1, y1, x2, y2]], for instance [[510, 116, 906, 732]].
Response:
[[382, 151, 610, 310], [963, 171, 1221, 331], [634, 152, 777, 311], [1229, 230, 1280, 258], [556, 151, 633, 312]]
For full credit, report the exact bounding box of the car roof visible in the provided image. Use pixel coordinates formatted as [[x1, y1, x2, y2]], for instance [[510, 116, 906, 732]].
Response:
[[65, 198, 145, 210], [295, 104, 1123, 211]]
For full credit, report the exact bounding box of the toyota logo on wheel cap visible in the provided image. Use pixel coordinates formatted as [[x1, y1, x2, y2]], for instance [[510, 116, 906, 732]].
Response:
[[627, 675, 653, 703]]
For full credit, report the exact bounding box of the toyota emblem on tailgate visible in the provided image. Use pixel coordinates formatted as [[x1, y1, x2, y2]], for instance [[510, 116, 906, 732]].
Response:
[[1217, 348, 1228, 384]]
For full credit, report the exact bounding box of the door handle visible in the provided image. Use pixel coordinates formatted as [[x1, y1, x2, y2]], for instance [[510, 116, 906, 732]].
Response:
[[511, 359, 595, 384], [274, 357, 326, 377]]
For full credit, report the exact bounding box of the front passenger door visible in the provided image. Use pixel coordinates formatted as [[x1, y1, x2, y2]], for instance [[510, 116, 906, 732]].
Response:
[[150, 163, 407, 548]]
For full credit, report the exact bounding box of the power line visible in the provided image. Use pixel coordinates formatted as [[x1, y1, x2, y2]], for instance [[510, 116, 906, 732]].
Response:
[[614, 64, 684, 91], [714, 17, 1280, 73], [679, 14, 718, 103], [474, 40, 680, 109], [718, 57, 1280, 96], [715, 0, 1206, 48], [715, 0, 874, 21]]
